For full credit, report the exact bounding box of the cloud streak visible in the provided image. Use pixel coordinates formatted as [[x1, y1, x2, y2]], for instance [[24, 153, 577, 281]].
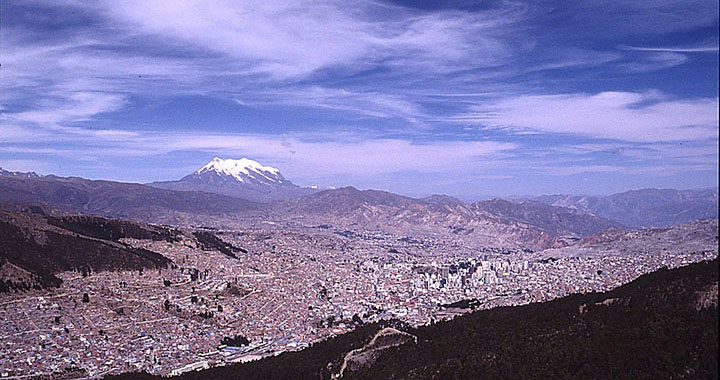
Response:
[[91, 0, 524, 79], [468, 91, 718, 142], [620, 45, 719, 53]]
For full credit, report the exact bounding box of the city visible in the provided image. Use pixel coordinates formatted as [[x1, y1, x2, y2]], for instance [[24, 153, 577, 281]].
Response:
[[1, 225, 716, 377]]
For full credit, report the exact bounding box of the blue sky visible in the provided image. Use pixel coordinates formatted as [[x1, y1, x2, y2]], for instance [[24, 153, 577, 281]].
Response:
[[1, 0, 718, 199]]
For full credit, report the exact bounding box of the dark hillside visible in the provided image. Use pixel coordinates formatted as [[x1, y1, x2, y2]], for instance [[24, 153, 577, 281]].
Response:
[[46, 215, 181, 243], [0, 210, 171, 292], [192, 231, 246, 258]]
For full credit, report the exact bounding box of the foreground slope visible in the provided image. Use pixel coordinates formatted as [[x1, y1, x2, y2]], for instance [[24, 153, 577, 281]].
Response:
[[0, 208, 173, 291], [110, 259, 718, 380], [348, 259, 718, 380]]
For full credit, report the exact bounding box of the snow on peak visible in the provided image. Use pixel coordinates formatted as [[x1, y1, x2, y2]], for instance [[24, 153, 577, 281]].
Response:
[[197, 157, 282, 183]]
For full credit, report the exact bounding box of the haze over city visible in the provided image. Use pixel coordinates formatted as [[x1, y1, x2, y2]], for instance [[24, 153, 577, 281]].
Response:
[[1, 0, 718, 199]]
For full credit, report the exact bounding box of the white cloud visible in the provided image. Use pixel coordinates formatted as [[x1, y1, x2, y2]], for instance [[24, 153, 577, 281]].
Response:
[[1, 90, 136, 140], [534, 163, 716, 177], [234, 86, 424, 121], [620, 45, 719, 53], [536, 165, 624, 176], [10, 92, 127, 125], [93, 0, 523, 79], [524, 49, 622, 73], [2, 1, 717, 192], [0, 124, 48, 143], [471, 91, 719, 142], [0, 1, 529, 134], [622, 52, 689, 72]]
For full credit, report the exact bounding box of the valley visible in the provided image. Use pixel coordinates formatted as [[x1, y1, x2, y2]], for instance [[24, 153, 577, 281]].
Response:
[[0, 161, 717, 378], [0, 205, 716, 377]]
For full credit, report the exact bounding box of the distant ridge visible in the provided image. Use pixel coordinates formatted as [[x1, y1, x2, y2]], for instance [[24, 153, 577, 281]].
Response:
[[534, 188, 718, 228], [272, 187, 622, 250], [0, 173, 260, 225], [1, 166, 716, 249], [0, 167, 40, 178]]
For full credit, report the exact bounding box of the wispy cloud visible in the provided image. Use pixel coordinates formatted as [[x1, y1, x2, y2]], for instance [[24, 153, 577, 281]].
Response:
[[535, 165, 624, 176], [465, 91, 718, 142], [8, 92, 127, 126], [90, 0, 525, 79], [1, 0, 530, 133], [621, 51, 689, 72], [620, 45, 719, 53], [234, 86, 425, 122], [545, 0, 719, 36]]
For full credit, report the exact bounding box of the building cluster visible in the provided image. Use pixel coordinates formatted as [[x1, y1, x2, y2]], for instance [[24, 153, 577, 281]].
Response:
[[0, 226, 716, 378], [413, 258, 530, 291]]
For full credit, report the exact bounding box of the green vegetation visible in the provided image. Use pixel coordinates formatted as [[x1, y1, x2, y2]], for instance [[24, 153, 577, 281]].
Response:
[[221, 335, 250, 347], [46, 215, 181, 243], [0, 212, 170, 292], [192, 231, 246, 258]]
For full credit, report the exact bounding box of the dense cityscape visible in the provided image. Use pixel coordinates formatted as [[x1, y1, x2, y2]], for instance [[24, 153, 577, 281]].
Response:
[[1, 227, 716, 377]]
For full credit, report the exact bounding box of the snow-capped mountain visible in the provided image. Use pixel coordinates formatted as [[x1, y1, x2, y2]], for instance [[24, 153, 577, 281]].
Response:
[[0, 168, 41, 178], [196, 157, 287, 186], [149, 157, 318, 202]]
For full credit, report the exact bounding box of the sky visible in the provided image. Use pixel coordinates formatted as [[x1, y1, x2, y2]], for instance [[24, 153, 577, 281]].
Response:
[[1, 0, 718, 199]]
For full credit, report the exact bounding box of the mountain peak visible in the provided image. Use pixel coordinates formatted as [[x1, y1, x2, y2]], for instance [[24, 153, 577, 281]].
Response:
[[0, 167, 41, 178], [150, 157, 320, 202], [197, 157, 282, 183]]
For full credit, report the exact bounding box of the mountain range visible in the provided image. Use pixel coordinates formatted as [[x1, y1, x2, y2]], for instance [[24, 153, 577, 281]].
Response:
[[0, 157, 717, 250], [272, 187, 622, 249], [534, 188, 718, 228], [0, 171, 261, 225], [0, 168, 40, 178]]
